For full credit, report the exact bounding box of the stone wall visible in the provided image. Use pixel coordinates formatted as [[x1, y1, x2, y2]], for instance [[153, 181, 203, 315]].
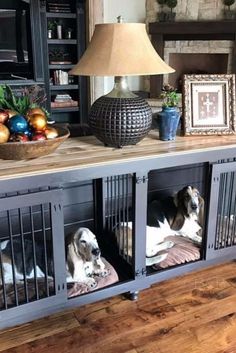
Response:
[[146, 0, 236, 22], [145, 0, 236, 93]]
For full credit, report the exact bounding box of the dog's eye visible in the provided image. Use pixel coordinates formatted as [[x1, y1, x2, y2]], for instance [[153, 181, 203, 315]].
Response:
[[80, 240, 86, 244]]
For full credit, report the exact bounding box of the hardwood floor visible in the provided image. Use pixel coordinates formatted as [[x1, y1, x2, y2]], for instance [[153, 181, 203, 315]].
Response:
[[1, 261, 236, 353]]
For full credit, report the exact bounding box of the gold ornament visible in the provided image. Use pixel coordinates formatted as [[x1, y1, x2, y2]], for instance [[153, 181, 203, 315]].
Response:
[[45, 126, 58, 139], [0, 123, 10, 143]]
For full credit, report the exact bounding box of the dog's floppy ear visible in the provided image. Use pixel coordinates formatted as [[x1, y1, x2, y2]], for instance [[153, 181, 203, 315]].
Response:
[[170, 211, 185, 231], [198, 195, 205, 228]]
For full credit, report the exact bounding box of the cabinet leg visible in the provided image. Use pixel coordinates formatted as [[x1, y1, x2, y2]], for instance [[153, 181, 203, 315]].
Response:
[[126, 291, 139, 301]]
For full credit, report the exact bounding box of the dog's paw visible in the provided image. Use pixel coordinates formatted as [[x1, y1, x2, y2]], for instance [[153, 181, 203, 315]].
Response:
[[165, 240, 175, 249], [99, 268, 110, 278], [86, 278, 97, 289]]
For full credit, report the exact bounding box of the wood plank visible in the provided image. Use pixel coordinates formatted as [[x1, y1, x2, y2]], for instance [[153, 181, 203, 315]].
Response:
[[0, 131, 236, 181], [1, 263, 236, 353], [0, 311, 79, 352]]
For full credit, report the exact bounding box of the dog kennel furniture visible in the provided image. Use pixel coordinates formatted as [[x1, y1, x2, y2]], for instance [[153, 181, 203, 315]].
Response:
[[0, 130, 236, 329]]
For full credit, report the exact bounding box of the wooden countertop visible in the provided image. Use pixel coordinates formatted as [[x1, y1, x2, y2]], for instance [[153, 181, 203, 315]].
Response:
[[1, 131, 236, 181]]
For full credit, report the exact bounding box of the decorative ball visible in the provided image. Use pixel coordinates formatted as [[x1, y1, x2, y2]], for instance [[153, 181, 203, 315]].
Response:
[[23, 129, 33, 139], [7, 115, 29, 134], [45, 126, 58, 139], [29, 114, 47, 131], [0, 123, 10, 143], [26, 107, 46, 120], [0, 110, 9, 124], [5, 109, 18, 118], [9, 133, 29, 143], [32, 133, 47, 141]]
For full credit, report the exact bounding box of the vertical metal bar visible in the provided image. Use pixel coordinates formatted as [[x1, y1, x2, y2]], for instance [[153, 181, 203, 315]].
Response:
[[30, 206, 39, 300], [221, 173, 228, 248], [217, 174, 226, 249], [107, 177, 111, 230], [126, 174, 130, 263], [230, 173, 236, 245], [111, 176, 114, 230], [114, 176, 117, 231], [226, 172, 234, 246], [215, 175, 223, 249], [7, 210, 18, 306], [121, 175, 125, 258], [41, 204, 49, 297], [19, 209, 29, 303], [0, 239, 7, 310]]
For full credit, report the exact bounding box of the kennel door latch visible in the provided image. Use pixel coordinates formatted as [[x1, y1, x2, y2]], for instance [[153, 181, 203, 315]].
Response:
[[136, 176, 148, 184], [135, 268, 147, 277]]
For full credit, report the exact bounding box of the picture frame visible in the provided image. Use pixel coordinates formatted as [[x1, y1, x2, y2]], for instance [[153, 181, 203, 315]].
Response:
[[182, 74, 236, 136]]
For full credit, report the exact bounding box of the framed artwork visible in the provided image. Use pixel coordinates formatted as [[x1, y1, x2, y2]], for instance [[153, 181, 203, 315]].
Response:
[[183, 74, 236, 135]]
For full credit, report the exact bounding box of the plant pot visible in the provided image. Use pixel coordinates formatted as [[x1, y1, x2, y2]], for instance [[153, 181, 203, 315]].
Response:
[[157, 12, 168, 22], [223, 9, 235, 20], [157, 107, 180, 141], [48, 29, 53, 39]]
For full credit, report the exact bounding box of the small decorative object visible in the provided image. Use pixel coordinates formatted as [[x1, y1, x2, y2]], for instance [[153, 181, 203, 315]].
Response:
[[0, 85, 70, 159], [49, 49, 71, 64], [0, 123, 10, 143], [157, 0, 178, 21], [47, 20, 56, 39], [222, 0, 235, 19], [32, 133, 47, 141], [157, 84, 181, 140], [0, 110, 9, 124], [56, 22, 62, 39], [69, 17, 174, 148], [45, 126, 59, 139], [157, 0, 168, 22], [183, 74, 236, 136], [7, 115, 28, 134], [166, 0, 178, 21], [65, 28, 73, 39], [28, 114, 47, 132]]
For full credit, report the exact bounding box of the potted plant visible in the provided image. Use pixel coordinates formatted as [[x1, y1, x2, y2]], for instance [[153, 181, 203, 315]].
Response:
[[166, 0, 178, 21], [222, 0, 235, 19], [47, 20, 56, 39], [157, 84, 181, 141], [157, 0, 168, 22]]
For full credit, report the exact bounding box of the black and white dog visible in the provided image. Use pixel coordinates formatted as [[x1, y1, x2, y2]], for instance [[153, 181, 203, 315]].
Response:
[[0, 237, 54, 285], [147, 186, 204, 243], [0, 228, 108, 288]]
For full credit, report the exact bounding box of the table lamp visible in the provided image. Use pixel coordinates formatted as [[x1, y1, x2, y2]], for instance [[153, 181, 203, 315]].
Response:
[[69, 17, 174, 148]]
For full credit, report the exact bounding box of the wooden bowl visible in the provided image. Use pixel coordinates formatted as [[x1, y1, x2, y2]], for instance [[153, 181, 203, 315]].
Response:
[[0, 126, 70, 160]]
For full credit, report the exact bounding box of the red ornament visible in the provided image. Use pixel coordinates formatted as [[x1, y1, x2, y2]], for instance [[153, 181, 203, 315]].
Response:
[[0, 110, 9, 124], [32, 133, 47, 141], [0, 123, 10, 143], [9, 134, 29, 143]]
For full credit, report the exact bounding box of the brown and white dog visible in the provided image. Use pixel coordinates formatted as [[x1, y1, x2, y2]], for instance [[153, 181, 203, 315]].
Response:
[[148, 186, 204, 243], [66, 227, 108, 288]]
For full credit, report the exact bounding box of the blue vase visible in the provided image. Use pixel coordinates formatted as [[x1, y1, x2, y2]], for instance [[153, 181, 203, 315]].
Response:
[[158, 107, 180, 141]]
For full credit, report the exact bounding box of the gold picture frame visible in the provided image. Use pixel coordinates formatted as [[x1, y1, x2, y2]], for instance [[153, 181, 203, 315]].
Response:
[[183, 74, 236, 136]]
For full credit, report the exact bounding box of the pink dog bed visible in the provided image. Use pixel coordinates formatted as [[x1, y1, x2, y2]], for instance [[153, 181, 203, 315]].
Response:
[[152, 236, 201, 270], [67, 258, 119, 298]]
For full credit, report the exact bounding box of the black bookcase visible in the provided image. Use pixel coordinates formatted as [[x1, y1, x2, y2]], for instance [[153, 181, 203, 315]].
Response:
[[40, 0, 88, 134]]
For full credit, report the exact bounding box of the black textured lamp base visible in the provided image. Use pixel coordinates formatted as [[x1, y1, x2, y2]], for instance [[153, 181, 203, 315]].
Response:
[[89, 96, 152, 148]]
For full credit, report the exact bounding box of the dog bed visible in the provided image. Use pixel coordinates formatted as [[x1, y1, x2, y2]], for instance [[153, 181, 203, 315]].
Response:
[[67, 258, 119, 298], [152, 236, 201, 270], [0, 278, 55, 310], [0, 259, 118, 308]]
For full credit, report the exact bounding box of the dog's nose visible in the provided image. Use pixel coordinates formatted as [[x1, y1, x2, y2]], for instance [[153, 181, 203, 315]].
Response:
[[191, 203, 198, 210], [92, 248, 100, 256]]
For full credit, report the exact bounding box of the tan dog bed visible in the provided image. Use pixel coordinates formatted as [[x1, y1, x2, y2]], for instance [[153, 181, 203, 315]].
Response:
[[0, 259, 119, 308], [67, 258, 119, 297], [152, 236, 201, 270]]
